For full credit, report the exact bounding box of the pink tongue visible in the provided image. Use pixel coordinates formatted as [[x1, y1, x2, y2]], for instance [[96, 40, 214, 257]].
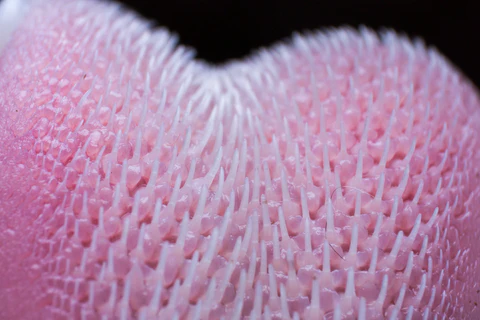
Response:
[[1, 0, 480, 319]]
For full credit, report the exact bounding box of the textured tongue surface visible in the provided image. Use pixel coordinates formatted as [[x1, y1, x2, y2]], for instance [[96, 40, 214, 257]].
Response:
[[1, 0, 480, 319]]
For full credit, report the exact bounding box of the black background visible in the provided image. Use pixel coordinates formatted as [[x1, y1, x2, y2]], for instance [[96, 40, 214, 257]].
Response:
[[115, 0, 480, 88]]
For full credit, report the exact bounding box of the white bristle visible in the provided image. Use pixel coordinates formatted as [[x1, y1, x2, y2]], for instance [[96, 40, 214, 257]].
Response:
[[268, 264, 278, 301], [390, 231, 404, 259], [358, 297, 367, 320], [345, 267, 356, 298], [323, 239, 331, 272]]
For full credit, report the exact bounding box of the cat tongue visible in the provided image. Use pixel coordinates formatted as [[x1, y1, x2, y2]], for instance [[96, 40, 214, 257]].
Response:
[[1, 0, 480, 319]]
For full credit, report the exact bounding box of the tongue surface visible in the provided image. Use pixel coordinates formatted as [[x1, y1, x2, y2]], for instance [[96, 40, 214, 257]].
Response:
[[1, 0, 480, 319]]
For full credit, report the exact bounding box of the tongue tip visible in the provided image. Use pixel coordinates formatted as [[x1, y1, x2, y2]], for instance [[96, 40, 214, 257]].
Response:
[[0, 0, 32, 54]]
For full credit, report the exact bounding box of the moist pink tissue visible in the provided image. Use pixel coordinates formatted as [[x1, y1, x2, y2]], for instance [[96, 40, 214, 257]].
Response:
[[1, 0, 480, 319]]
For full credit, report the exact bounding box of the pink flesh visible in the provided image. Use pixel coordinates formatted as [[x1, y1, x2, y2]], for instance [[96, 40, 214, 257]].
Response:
[[1, 0, 480, 319]]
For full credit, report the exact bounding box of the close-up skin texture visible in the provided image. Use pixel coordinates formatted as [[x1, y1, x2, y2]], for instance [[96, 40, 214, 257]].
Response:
[[1, 0, 480, 319]]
